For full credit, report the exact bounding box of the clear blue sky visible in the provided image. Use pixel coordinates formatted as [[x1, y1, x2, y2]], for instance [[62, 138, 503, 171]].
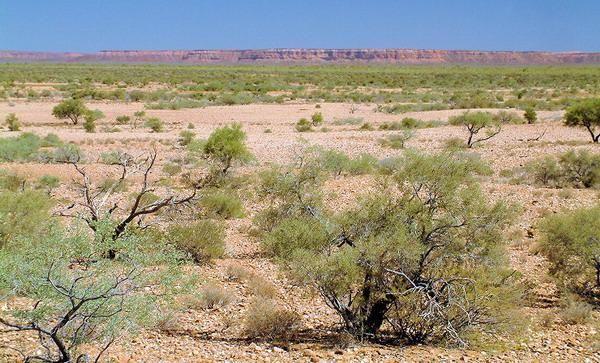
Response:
[[1, 0, 599, 52]]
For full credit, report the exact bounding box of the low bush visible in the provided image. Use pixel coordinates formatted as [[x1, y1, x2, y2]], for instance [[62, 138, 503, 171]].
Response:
[[243, 297, 301, 341], [311, 112, 324, 126], [115, 115, 131, 125], [162, 162, 182, 177], [0, 190, 54, 247], [379, 130, 414, 149], [199, 190, 245, 219], [525, 150, 600, 188], [560, 298, 593, 325], [197, 283, 234, 309], [179, 130, 196, 146], [5, 113, 20, 131], [0, 132, 41, 161], [166, 220, 225, 263], [539, 205, 600, 301], [295, 118, 312, 132], [145, 117, 164, 132]]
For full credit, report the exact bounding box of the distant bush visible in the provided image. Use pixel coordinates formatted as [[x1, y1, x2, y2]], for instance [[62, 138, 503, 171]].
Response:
[[199, 190, 244, 219], [5, 113, 20, 131], [166, 220, 225, 263], [523, 107, 537, 124], [358, 122, 374, 131], [203, 123, 251, 175], [115, 115, 131, 125], [36, 175, 60, 192], [449, 111, 501, 148], [378, 130, 414, 149], [178, 130, 195, 146], [162, 162, 182, 177], [52, 98, 88, 125], [564, 98, 600, 143], [145, 117, 164, 132], [295, 118, 312, 132], [494, 110, 525, 125], [83, 112, 97, 133], [317, 148, 377, 176], [332, 117, 363, 126], [525, 150, 600, 188], [243, 297, 301, 341], [311, 112, 324, 126], [539, 205, 600, 301]]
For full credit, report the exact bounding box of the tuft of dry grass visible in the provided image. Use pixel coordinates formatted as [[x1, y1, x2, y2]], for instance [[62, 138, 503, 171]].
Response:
[[243, 297, 301, 341]]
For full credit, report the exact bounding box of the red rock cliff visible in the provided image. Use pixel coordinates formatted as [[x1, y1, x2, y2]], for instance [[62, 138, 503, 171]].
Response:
[[1, 49, 599, 64]]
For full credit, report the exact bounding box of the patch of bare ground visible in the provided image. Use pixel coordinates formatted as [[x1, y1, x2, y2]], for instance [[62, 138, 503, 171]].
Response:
[[1, 101, 599, 362]]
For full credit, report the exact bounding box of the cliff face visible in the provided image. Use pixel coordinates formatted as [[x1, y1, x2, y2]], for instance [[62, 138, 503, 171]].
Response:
[[1, 49, 599, 65]]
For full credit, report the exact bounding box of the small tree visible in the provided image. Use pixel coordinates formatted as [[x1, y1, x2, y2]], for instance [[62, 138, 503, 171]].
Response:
[[133, 110, 146, 128], [564, 98, 600, 143], [5, 113, 20, 131], [82, 111, 101, 133], [449, 111, 502, 148], [539, 206, 600, 301], [203, 123, 251, 175], [523, 107, 537, 124], [52, 98, 89, 125]]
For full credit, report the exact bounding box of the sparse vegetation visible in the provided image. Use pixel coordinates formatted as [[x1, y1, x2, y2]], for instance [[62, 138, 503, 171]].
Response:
[[5, 113, 20, 131]]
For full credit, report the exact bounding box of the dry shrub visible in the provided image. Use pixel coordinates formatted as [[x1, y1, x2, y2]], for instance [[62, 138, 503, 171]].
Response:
[[155, 314, 181, 333], [247, 274, 277, 298], [243, 297, 301, 341], [560, 299, 593, 325], [198, 283, 234, 309], [226, 263, 251, 282]]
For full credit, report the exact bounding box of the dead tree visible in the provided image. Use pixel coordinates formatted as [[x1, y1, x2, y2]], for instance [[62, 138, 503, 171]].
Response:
[[58, 150, 196, 244]]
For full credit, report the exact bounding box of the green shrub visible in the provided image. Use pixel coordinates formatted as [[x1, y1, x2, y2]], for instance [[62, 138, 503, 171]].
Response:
[[295, 118, 312, 132], [259, 150, 518, 344], [5, 113, 20, 131], [52, 98, 88, 125], [199, 190, 245, 219], [0, 171, 25, 192], [525, 150, 600, 188], [379, 121, 403, 130], [166, 220, 225, 263], [36, 175, 60, 192], [0, 190, 54, 247], [523, 107, 537, 124], [539, 205, 600, 301], [179, 130, 196, 146], [145, 117, 164, 132], [401, 117, 419, 128], [203, 123, 251, 174], [0, 132, 41, 161], [83, 113, 96, 133], [333, 117, 363, 126], [494, 110, 525, 124], [311, 112, 324, 126], [41, 133, 62, 147]]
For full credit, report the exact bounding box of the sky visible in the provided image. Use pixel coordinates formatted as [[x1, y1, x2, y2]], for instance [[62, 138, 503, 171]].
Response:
[[0, 0, 599, 52]]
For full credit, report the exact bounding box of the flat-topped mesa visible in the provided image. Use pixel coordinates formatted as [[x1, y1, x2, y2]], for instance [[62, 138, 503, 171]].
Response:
[[1, 48, 600, 64]]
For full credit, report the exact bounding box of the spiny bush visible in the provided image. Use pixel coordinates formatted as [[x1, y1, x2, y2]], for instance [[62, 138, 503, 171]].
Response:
[[243, 297, 301, 341], [539, 205, 600, 302], [166, 220, 225, 263], [449, 111, 502, 148], [258, 150, 520, 345], [145, 117, 164, 132], [525, 150, 600, 188], [199, 190, 244, 219], [5, 113, 20, 131]]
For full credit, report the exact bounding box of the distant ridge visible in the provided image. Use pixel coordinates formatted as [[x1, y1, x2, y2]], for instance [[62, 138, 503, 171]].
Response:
[[1, 48, 600, 65]]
